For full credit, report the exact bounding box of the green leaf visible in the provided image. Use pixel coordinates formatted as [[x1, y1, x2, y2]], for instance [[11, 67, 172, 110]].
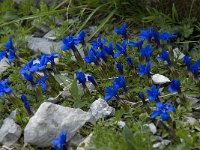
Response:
[[122, 126, 136, 150], [70, 79, 80, 101]]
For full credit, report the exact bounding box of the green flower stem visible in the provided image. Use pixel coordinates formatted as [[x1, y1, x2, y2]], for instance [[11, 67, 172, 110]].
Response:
[[72, 46, 84, 64], [33, 86, 43, 103]]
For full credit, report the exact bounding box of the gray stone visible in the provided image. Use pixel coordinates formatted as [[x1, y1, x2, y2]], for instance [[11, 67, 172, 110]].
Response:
[[76, 133, 93, 150], [117, 121, 126, 129], [24, 102, 91, 147], [0, 58, 10, 74], [27, 37, 62, 54], [8, 109, 18, 122], [144, 123, 157, 134], [69, 133, 84, 148], [153, 140, 171, 148], [186, 117, 197, 125], [43, 30, 57, 41], [0, 118, 22, 146], [89, 98, 115, 123], [187, 96, 200, 104]]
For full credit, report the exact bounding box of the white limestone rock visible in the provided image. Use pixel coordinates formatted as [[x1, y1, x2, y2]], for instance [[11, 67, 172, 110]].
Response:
[[89, 98, 115, 123], [0, 118, 22, 146], [24, 102, 91, 147], [76, 133, 93, 150], [152, 74, 170, 84], [0, 58, 10, 74], [144, 123, 157, 134], [27, 37, 62, 54]]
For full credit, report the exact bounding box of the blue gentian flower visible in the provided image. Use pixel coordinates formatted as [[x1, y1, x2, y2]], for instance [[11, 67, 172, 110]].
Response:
[[114, 40, 127, 58], [102, 42, 114, 57], [146, 85, 160, 102], [96, 50, 107, 62], [35, 76, 48, 91], [20, 58, 34, 74], [138, 92, 145, 101], [0, 51, 6, 61], [126, 57, 134, 69], [140, 45, 153, 61], [116, 63, 123, 74], [7, 49, 17, 63], [137, 62, 151, 76], [88, 75, 98, 87], [0, 79, 12, 96], [52, 131, 67, 150], [76, 72, 86, 84], [114, 23, 127, 38], [84, 49, 97, 63], [160, 32, 176, 44], [22, 73, 34, 83], [74, 31, 86, 45], [91, 36, 107, 50], [153, 32, 160, 46], [138, 27, 153, 41], [128, 40, 144, 50], [150, 102, 175, 121], [183, 56, 192, 67], [21, 94, 30, 110], [113, 76, 127, 92], [5, 38, 14, 50], [61, 36, 75, 51], [157, 50, 171, 65], [168, 79, 181, 93], [189, 63, 199, 78], [104, 87, 118, 101]]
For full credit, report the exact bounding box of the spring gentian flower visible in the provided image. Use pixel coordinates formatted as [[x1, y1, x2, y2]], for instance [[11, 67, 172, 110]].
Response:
[[114, 40, 127, 58], [5, 38, 14, 50], [84, 49, 98, 64], [137, 62, 151, 76], [102, 42, 114, 57], [160, 32, 176, 44], [138, 27, 153, 41], [104, 87, 118, 101], [146, 85, 160, 102], [138, 92, 145, 101], [0, 51, 6, 61], [35, 76, 48, 91], [22, 73, 34, 83], [128, 40, 144, 50], [96, 50, 107, 62], [150, 102, 175, 121], [168, 79, 181, 93], [0, 79, 12, 96], [140, 45, 153, 61], [74, 31, 86, 45], [113, 76, 127, 92], [21, 94, 30, 110], [52, 131, 67, 150], [189, 63, 199, 79], [7, 50, 17, 63], [116, 63, 123, 74], [153, 32, 160, 46], [157, 50, 171, 65], [61, 36, 75, 51], [88, 75, 98, 87], [91, 36, 107, 50], [126, 57, 134, 69], [76, 72, 86, 84], [114, 23, 127, 38], [183, 56, 192, 67]]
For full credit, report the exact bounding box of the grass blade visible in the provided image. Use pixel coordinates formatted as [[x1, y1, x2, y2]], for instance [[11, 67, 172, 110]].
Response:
[[76, 3, 110, 34], [87, 9, 116, 41]]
